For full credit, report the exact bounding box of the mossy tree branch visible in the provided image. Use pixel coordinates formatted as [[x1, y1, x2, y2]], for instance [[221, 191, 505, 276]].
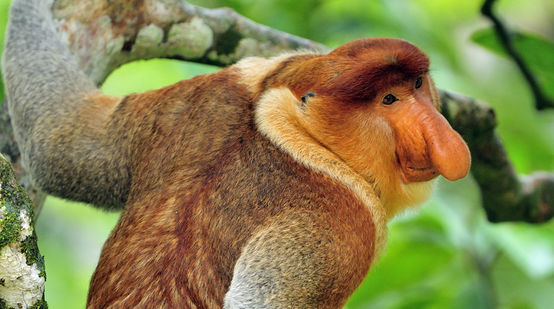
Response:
[[50, 0, 328, 85], [0, 103, 46, 221], [0, 154, 46, 309], [441, 92, 553, 223]]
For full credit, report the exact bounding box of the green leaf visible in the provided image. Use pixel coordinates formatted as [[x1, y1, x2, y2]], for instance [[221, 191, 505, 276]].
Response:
[[471, 28, 554, 100]]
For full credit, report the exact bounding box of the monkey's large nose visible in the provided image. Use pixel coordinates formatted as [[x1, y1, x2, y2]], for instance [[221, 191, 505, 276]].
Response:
[[423, 110, 471, 181]]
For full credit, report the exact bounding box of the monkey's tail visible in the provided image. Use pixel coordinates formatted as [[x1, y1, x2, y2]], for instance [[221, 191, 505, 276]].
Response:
[[2, 0, 130, 209]]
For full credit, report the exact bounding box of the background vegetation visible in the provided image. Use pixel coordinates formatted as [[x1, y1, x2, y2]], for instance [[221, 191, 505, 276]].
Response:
[[0, 0, 553, 308]]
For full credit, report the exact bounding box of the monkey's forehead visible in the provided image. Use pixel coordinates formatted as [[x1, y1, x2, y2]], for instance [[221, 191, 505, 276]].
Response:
[[329, 37, 428, 63], [264, 38, 430, 101], [317, 47, 429, 101]]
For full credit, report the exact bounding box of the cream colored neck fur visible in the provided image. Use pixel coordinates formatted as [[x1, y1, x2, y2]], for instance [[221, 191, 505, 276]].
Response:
[[235, 55, 435, 256]]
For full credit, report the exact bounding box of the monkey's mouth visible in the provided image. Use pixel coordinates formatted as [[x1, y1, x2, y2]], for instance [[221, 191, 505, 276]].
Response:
[[396, 153, 439, 183], [402, 165, 439, 183], [407, 165, 433, 171]]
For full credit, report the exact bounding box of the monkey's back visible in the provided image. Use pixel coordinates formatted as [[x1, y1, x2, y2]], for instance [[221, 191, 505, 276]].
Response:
[[87, 68, 377, 308]]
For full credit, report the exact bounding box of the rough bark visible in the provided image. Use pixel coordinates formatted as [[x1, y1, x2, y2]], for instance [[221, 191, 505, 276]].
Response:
[[0, 154, 46, 309], [50, 0, 328, 84], [441, 92, 553, 223]]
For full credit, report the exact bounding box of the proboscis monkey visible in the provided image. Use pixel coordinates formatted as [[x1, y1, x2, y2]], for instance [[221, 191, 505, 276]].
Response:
[[2, 0, 470, 307]]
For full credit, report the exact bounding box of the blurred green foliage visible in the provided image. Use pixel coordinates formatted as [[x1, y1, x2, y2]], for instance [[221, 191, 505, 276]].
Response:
[[0, 0, 553, 308], [472, 28, 554, 100], [0, 0, 7, 102]]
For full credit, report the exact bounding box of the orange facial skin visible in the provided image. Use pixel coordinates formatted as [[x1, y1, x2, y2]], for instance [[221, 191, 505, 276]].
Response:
[[325, 42, 468, 183], [377, 75, 471, 184]]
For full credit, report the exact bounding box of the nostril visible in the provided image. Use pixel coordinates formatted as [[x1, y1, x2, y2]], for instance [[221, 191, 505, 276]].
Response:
[[301, 92, 315, 103]]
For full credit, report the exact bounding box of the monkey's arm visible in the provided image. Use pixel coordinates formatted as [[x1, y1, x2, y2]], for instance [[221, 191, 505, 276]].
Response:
[[2, 0, 130, 209], [224, 210, 371, 309]]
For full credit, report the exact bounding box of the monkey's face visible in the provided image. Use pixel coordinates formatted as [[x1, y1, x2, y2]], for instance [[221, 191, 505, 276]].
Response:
[[297, 73, 470, 185], [254, 37, 471, 214], [290, 39, 470, 189], [372, 73, 470, 183]]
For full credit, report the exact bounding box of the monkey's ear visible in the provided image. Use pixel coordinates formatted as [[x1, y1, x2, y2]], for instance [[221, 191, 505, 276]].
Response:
[[300, 92, 316, 109]]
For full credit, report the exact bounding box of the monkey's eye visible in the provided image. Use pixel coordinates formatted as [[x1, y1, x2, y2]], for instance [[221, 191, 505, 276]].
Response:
[[382, 94, 398, 105], [301, 92, 316, 104], [415, 76, 423, 89]]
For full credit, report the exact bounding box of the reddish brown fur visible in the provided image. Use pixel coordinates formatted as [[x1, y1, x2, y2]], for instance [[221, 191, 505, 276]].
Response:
[[87, 67, 376, 308], [86, 38, 469, 308]]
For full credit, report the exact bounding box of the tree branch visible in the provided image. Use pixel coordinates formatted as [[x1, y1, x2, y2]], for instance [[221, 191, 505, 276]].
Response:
[[481, 0, 554, 110], [441, 92, 553, 223], [51, 0, 328, 84]]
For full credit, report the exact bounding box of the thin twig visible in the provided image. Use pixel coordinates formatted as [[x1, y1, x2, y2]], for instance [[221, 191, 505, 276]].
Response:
[[481, 0, 554, 110]]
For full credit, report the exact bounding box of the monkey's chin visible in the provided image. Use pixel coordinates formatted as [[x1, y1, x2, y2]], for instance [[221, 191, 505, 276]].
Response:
[[402, 180, 435, 203], [385, 179, 436, 219]]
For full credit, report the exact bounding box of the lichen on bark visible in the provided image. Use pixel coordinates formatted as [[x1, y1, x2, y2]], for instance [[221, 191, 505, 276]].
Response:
[[167, 17, 214, 58]]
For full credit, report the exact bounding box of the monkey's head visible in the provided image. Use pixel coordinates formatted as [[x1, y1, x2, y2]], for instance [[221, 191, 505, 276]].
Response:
[[254, 38, 471, 216]]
